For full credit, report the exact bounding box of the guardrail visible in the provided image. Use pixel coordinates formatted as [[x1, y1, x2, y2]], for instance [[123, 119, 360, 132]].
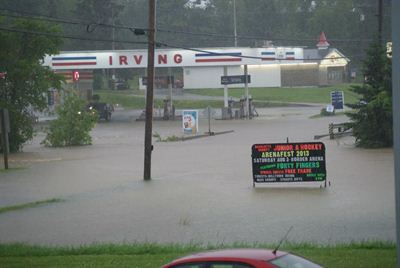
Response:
[[314, 122, 352, 140]]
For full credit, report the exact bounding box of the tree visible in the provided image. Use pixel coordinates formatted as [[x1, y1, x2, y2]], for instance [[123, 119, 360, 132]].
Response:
[[43, 92, 98, 147], [346, 42, 392, 148], [70, 0, 125, 50], [0, 17, 63, 152]]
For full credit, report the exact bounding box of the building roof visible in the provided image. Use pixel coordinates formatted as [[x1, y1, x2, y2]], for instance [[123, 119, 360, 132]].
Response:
[[303, 48, 350, 63], [316, 31, 330, 48], [304, 48, 331, 60]]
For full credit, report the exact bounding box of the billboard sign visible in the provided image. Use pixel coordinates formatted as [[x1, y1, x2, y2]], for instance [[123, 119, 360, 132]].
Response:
[[182, 110, 199, 134], [43, 47, 305, 70], [221, 75, 251, 85], [330, 90, 344, 110], [252, 142, 326, 183], [72, 70, 80, 81]]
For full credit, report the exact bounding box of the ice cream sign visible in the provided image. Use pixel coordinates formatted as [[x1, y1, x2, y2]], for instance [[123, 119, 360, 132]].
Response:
[[182, 110, 199, 134]]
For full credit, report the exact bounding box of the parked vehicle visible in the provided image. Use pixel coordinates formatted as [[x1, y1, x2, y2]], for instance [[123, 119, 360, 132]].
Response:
[[114, 80, 129, 90], [87, 102, 113, 121], [162, 249, 323, 268]]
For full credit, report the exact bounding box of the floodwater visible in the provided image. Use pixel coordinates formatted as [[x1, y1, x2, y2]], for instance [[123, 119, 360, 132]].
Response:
[[0, 106, 395, 245]]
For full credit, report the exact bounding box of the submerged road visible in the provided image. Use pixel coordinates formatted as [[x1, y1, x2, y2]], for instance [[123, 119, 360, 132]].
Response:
[[0, 106, 395, 245]]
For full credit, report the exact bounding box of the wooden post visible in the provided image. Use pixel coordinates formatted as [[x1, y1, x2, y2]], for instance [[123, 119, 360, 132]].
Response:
[[0, 109, 10, 169], [143, 0, 156, 181], [329, 123, 334, 140]]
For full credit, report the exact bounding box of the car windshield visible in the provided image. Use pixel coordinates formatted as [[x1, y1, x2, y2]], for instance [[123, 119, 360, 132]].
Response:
[[269, 254, 323, 268]]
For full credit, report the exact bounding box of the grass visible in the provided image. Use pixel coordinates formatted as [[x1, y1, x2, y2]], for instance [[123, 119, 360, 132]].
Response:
[[186, 84, 361, 104], [309, 111, 348, 119], [153, 132, 183, 142], [96, 90, 224, 110], [95, 85, 361, 110], [95, 90, 146, 109], [0, 198, 64, 214], [0, 242, 395, 268], [0, 167, 26, 173]]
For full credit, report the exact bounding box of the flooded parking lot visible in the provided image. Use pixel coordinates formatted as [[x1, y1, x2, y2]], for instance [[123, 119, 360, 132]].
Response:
[[0, 106, 395, 245]]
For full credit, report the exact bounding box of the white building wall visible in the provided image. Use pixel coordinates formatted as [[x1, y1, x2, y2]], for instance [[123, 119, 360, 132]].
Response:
[[183, 65, 281, 89], [245, 65, 281, 88], [183, 66, 224, 89]]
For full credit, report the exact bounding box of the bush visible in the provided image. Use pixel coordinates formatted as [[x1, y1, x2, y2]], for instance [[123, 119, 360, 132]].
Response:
[[346, 42, 392, 148], [320, 108, 335, 117], [43, 92, 98, 147], [0, 19, 62, 152], [93, 73, 104, 91], [348, 90, 392, 148]]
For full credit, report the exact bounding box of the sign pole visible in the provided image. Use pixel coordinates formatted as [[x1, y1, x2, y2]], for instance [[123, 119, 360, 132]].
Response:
[[168, 67, 173, 114], [391, 0, 400, 265], [244, 65, 249, 119], [0, 109, 9, 170], [223, 66, 228, 107], [143, 0, 156, 181], [208, 106, 212, 135]]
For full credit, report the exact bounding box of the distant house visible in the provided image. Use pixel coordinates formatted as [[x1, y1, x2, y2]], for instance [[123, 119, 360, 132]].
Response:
[[280, 32, 350, 87]]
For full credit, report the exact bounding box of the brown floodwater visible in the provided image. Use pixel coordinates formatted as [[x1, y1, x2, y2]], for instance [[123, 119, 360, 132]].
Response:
[[0, 106, 395, 245]]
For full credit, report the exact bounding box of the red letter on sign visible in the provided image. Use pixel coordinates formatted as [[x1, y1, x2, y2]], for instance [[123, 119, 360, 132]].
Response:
[[133, 55, 143, 65], [158, 54, 167, 64], [109, 56, 113, 65], [174, 54, 182, 64], [119, 55, 128, 65]]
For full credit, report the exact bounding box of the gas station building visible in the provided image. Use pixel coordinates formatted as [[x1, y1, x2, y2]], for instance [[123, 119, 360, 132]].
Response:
[[43, 33, 349, 91]]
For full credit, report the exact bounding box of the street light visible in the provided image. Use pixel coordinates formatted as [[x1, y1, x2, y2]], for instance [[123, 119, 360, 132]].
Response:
[[233, 0, 237, 47]]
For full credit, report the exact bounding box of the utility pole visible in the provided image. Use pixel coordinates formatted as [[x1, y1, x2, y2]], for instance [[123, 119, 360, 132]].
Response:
[[111, 2, 116, 81], [392, 1, 400, 266], [143, 0, 156, 181], [233, 0, 237, 47], [378, 0, 383, 44]]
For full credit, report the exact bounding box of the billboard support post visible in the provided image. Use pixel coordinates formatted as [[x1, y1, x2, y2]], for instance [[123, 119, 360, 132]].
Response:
[[223, 66, 228, 107], [244, 65, 249, 119]]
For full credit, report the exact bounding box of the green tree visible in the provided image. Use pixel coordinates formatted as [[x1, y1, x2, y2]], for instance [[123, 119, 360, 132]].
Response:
[[346, 42, 392, 148], [69, 0, 125, 50], [0, 17, 62, 152], [43, 92, 98, 147]]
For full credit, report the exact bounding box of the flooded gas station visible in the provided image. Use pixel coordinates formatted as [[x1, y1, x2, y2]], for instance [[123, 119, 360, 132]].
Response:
[[0, 105, 395, 245]]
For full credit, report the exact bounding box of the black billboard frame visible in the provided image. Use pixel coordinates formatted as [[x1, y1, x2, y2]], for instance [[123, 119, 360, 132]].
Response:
[[251, 142, 328, 188]]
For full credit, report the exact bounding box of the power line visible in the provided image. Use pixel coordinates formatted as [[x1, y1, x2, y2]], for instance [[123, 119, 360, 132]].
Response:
[[157, 27, 373, 43], [0, 8, 148, 33], [155, 41, 363, 61], [0, 26, 148, 45], [0, 24, 368, 61], [0, 25, 367, 61], [0, 8, 373, 44]]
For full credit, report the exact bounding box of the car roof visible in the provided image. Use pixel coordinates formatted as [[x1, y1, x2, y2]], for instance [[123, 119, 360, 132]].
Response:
[[165, 249, 287, 266]]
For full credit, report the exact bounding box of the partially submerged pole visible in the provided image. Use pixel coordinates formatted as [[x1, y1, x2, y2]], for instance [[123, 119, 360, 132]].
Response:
[[143, 0, 156, 181], [392, 0, 400, 266]]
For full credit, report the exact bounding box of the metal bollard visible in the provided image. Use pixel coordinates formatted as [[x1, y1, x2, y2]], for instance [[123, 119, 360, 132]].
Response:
[[329, 123, 334, 139]]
